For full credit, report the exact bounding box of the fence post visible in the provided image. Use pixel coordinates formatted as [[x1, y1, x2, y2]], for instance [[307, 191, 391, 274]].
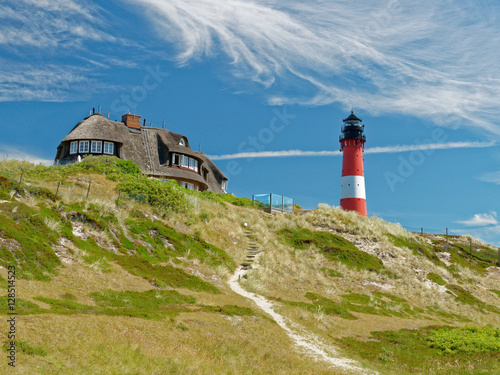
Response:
[[86, 182, 91, 200], [19, 172, 23, 185], [252, 195, 254, 207], [469, 237, 472, 255], [282, 196, 284, 213], [270, 193, 272, 213], [421, 227, 423, 235], [56, 181, 61, 196]]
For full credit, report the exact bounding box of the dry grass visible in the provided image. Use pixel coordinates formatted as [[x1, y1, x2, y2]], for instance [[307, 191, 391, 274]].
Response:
[[0, 313, 344, 375], [1, 168, 499, 374]]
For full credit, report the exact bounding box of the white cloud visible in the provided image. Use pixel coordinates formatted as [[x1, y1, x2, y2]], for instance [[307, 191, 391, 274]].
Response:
[[0, 144, 52, 165], [208, 140, 495, 160], [127, 0, 500, 135], [458, 212, 498, 227], [0, 1, 112, 49], [479, 171, 500, 185], [0, 1, 122, 101]]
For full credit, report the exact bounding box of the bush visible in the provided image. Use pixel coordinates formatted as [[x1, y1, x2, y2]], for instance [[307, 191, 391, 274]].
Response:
[[117, 177, 190, 214], [428, 326, 500, 354]]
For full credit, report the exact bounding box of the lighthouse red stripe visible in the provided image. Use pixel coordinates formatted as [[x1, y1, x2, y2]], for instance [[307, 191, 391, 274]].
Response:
[[341, 143, 364, 177], [340, 198, 367, 216]]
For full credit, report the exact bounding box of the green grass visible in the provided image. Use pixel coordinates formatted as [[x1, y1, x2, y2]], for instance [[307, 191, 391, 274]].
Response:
[[428, 325, 500, 354], [282, 291, 441, 321], [386, 234, 444, 266], [426, 272, 447, 286], [124, 214, 236, 271], [198, 305, 259, 317], [338, 326, 500, 375], [90, 289, 196, 308], [3, 339, 48, 357], [490, 289, 500, 298], [446, 284, 500, 313], [33, 296, 190, 320], [116, 256, 220, 294], [0, 297, 41, 314], [279, 228, 384, 272], [0, 201, 61, 280], [320, 268, 343, 278], [446, 241, 499, 275]]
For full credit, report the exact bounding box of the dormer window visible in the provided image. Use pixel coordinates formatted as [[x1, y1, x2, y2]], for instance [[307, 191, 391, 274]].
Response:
[[179, 138, 186, 146]]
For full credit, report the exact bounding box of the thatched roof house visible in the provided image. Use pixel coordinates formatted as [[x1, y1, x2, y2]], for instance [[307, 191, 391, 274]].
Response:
[[55, 113, 228, 193]]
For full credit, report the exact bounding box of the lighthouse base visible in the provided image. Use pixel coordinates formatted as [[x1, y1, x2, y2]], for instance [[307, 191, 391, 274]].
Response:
[[340, 198, 367, 217]]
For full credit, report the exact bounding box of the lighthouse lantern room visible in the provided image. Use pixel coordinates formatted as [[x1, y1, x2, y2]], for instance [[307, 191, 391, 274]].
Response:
[[339, 111, 367, 216]]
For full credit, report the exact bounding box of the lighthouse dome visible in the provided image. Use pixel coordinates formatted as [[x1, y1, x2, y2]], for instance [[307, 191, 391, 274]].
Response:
[[343, 111, 362, 124]]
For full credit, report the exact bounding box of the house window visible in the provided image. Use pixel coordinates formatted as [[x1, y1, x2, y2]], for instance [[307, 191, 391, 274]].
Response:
[[79, 141, 89, 153], [172, 153, 180, 166], [188, 158, 198, 172], [179, 138, 186, 146], [172, 153, 198, 172], [181, 155, 189, 168], [70, 141, 78, 154], [104, 142, 114, 155], [222, 181, 228, 193], [91, 141, 102, 153], [179, 181, 195, 190]]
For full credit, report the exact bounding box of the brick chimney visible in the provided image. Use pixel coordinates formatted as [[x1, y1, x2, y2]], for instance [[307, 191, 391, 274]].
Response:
[[122, 114, 141, 129]]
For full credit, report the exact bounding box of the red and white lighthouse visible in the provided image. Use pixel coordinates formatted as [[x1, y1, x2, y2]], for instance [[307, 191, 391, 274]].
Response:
[[339, 111, 367, 216]]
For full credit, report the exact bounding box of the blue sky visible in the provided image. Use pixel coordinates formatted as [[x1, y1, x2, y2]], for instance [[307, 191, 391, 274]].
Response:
[[1, 0, 499, 245]]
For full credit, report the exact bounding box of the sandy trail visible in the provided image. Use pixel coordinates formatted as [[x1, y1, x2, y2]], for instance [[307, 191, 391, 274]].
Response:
[[228, 269, 376, 374]]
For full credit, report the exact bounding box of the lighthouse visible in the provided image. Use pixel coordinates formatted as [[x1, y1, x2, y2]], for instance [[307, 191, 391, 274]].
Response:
[[339, 111, 367, 216]]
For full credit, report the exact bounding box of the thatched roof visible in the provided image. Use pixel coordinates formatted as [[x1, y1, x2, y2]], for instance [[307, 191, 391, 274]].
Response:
[[56, 113, 227, 193]]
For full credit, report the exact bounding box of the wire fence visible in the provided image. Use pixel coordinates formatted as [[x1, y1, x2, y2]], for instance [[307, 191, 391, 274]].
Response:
[[401, 225, 462, 236]]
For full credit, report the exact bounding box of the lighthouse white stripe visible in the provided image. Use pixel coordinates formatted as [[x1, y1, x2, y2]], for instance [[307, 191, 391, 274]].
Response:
[[340, 175, 366, 199]]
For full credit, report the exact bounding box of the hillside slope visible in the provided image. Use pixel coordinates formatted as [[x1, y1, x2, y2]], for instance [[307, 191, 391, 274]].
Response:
[[0, 159, 499, 375]]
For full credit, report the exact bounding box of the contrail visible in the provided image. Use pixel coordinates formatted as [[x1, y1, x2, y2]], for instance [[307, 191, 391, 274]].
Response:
[[208, 141, 496, 160]]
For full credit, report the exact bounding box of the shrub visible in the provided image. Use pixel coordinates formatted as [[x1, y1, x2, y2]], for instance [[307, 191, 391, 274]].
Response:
[[428, 326, 500, 354], [117, 177, 190, 214]]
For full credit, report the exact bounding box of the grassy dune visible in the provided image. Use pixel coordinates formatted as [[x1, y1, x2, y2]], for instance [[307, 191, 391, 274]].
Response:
[[0, 158, 499, 374]]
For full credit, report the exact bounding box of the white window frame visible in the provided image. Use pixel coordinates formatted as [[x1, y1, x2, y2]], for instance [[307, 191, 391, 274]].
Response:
[[181, 155, 189, 168], [172, 153, 180, 166], [70, 141, 78, 154], [91, 140, 102, 153], [103, 142, 114, 155], [179, 138, 186, 146], [222, 180, 228, 193], [79, 141, 89, 153]]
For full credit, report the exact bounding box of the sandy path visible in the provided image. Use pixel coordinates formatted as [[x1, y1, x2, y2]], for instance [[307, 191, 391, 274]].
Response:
[[228, 270, 376, 374]]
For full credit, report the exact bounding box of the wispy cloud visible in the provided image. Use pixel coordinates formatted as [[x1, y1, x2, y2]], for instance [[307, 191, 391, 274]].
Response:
[[0, 0, 122, 101], [0, 144, 52, 164], [128, 0, 500, 134], [208, 140, 496, 160], [458, 212, 498, 227], [479, 171, 500, 185]]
